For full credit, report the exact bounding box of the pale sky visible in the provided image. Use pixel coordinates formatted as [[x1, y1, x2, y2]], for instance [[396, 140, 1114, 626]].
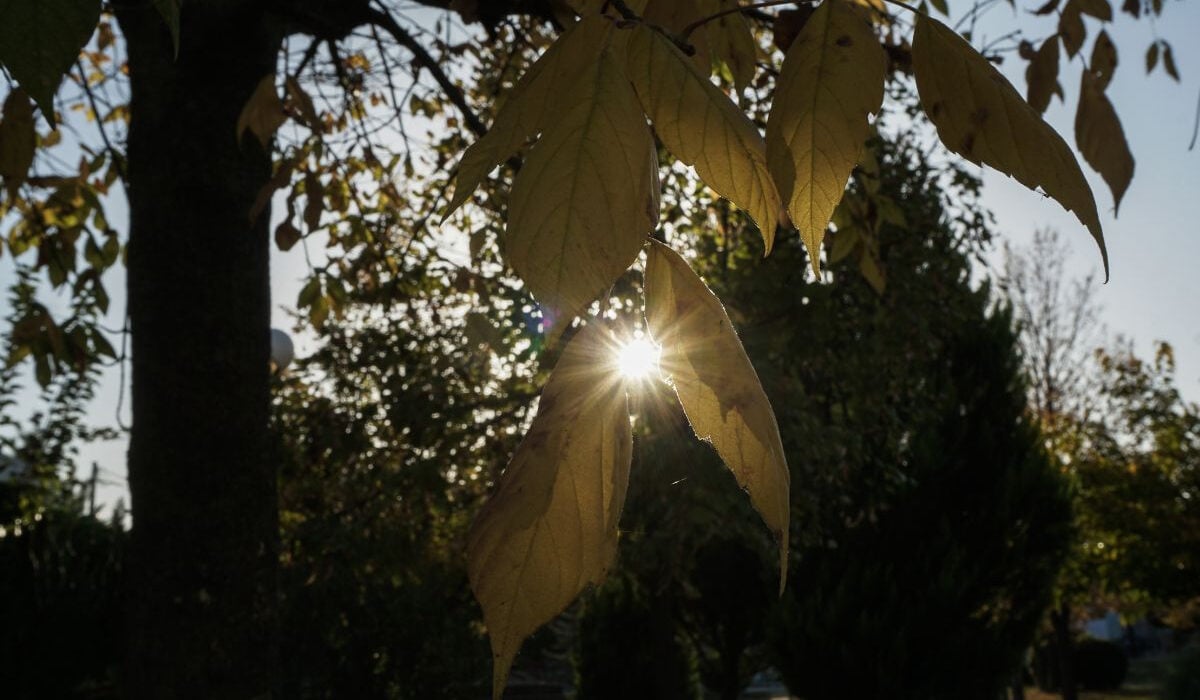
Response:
[[2, 2, 1196, 512]]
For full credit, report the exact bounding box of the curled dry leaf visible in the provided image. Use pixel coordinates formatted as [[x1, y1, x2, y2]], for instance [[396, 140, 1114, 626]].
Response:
[[467, 321, 632, 700], [644, 240, 791, 591], [766, 0, 886, 274], [912, 15, 1108, 278]]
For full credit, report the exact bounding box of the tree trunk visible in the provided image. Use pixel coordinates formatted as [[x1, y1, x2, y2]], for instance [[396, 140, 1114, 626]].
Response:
[[117, 2, 281, 697], [1051, 602, 1078, 700]]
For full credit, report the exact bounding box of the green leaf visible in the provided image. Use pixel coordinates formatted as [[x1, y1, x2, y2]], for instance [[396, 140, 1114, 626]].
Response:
[[446, 16, 610, 216], [912, 15, 1108, 278], [1075, 71, 1134, 213], [468, 321, 631, 700], [643, 240, 790, 591], [766, 0, 885, 274], [0, 88, 36, 198], [625, 23, 781, 249], [506, 35, 655, 331], [0, 0, 101, 124]]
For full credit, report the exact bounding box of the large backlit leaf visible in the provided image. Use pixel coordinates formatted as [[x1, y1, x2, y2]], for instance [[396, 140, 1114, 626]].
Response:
[[625, 24, 781, 250], [766, 0, 885, 274], [446, 16, 609, 215], [506, 35, 655, 331], [912, 15, 1108, 277], [0, 0, 101, 123], [468, 321, 631, 700], [643, 240, 790, 589], [1076, 71, 1134, 212]]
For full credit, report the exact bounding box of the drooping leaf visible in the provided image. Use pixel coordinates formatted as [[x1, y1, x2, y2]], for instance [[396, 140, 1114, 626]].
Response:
[[1145, 41, 1159, 74], [1075, 71, 1134, 212], [699, 0, 758, 92], [446, 16, 609, 215], [912, 15, 1108, 277], [0, 88, 36, 198], [0, 0, 101, 123], [1025, 37, 1061, 115], [506, 35, 655, 331], [468, 321, 631, 700], [766, 0, 885, 274], [237, 74, 286, 148], [625, 24, 781, 249], [1033, 0, 1061, 15], [1077, 0, 1113, 20], [1058, 1, 1086, 57], [1162, 42, 1179, 81], [643, 240, 790, 590], [1090, 30, 1117, 90]]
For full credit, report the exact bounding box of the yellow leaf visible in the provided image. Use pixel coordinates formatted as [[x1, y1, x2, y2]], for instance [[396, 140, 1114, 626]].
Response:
[[446, 17, 610, 215], [766, 0, 885, 274], [643, 240, 790, 590], [642, 0, 714, 76], [506, 34, 655, 331], [912, 15, 1108, 278], [699, 0, 758, 92], [1075, 71, 1134, 213], [1025, 37, 1060, 115], [237, 74, 285, 148], [625, 24, 781, 250], [0, 88, 36, 198], [467, 321, 631, 700]]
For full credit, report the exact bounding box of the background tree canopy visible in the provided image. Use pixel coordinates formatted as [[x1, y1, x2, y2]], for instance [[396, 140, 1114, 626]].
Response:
[[0, 0, 1195, 697]]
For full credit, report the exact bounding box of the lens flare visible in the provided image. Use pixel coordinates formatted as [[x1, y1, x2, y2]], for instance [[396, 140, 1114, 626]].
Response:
[[616, 337, 661, 380]]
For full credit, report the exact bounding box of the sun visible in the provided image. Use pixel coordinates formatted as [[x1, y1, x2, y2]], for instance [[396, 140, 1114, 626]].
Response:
[[615, 337, 661, 380]]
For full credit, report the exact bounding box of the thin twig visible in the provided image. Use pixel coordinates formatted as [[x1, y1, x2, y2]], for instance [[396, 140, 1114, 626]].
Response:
[[74, 59, 125, 180], [363, 5, 488, 137], [681, 0, 805, 40]]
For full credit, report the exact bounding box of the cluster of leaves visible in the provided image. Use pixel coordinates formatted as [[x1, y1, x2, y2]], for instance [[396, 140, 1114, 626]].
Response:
[[440, 0, 1146, 688], [0, 0, 1190, 693], [569, 131, 1073, 700]]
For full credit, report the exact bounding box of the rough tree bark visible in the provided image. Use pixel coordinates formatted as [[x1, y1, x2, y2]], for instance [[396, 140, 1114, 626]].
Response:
[[117, 2, 281, 696]]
